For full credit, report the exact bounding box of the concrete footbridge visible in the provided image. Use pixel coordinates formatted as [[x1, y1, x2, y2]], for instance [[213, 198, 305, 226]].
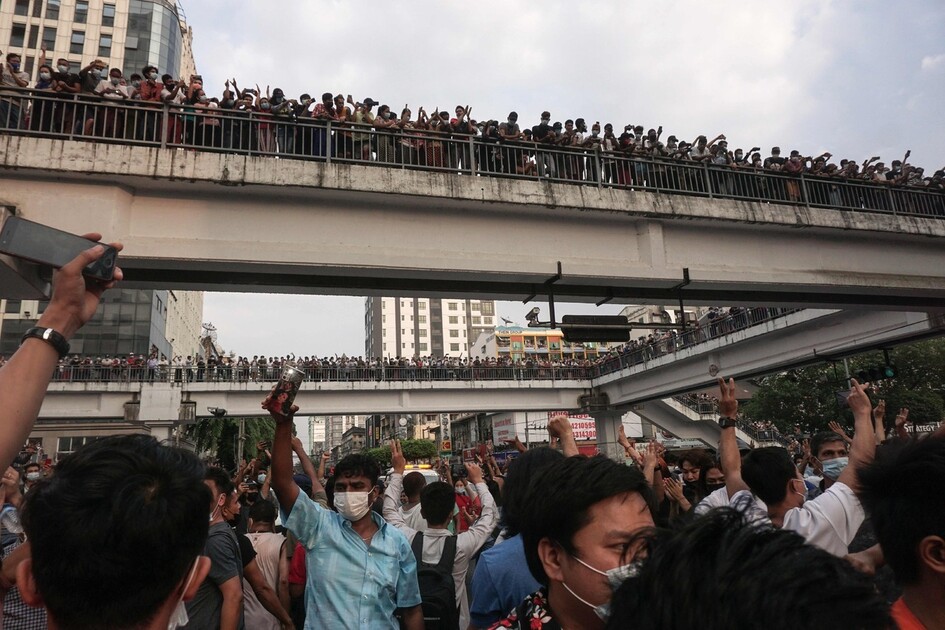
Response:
[[1, 135, 944, 309]]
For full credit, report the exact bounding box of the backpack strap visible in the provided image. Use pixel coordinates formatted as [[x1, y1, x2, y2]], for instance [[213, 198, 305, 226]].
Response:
[[410, 531, 424, 562], [436, 535, 457, 573]]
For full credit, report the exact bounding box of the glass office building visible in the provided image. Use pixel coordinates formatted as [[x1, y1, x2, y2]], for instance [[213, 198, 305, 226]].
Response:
[[123, 0, 183, 79], [0, 289, 172, 358]]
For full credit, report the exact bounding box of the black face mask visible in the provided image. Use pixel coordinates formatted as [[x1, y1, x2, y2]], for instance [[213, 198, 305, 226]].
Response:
[[705, 482, 725, 493]]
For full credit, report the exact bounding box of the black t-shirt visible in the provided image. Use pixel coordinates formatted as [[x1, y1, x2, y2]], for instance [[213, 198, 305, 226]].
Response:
[[532, 123, 554, 143], [237, 531, 257, 569], [763, 156, 786, 169], [51, 72, 81, 98]]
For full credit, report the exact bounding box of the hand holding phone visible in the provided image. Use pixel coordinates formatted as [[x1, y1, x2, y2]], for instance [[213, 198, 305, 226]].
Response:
[[0, 218, 123, 339]]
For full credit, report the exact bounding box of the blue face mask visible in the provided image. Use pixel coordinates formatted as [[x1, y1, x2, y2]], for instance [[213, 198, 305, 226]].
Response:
[[821, 457, 848, 481]]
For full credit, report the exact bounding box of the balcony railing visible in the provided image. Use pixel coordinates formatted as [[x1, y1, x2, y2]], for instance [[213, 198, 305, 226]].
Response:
[[1, 89, 943, 219]]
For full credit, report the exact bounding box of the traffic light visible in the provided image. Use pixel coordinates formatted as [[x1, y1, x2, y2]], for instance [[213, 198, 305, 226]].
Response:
[[856, 363, 897, 383]]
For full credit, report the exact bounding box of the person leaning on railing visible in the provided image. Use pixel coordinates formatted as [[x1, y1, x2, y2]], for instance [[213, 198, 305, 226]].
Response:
[[0, 52, 30, 130]]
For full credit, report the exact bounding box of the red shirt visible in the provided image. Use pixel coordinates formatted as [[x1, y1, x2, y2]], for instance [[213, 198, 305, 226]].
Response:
[[891, 598, 927, 630], [287, 541, 306, 585]]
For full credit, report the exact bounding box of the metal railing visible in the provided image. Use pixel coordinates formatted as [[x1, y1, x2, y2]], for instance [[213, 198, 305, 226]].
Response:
[[50, 307, 802, 386], [672, 393, 791, 447], [49, 363, 593, 385], [2, 89, 943, 219], [590, 307, 802, 378]]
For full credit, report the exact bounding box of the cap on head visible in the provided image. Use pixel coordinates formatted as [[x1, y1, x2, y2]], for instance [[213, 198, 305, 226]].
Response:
[[363, 97, 378, 107]]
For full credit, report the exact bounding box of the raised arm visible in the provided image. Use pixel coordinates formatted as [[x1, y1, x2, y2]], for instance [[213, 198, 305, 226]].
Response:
[[871, 399, 886, 445], [836, 378, 876, 491], [460, 461, 498, 550], [548, 414, 579, 457], [263, 398, 302, 512], [718, 377, 750, 495], [0, 238, 121, 469], [292, 436, 318, 490], [382, 440, 416, 536]]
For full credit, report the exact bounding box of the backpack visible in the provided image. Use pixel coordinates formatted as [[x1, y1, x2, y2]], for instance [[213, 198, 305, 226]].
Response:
[[410, 532, 459, 630]]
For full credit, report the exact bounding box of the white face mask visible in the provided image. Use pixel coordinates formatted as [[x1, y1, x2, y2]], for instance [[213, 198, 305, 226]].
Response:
[[26, 472, 41, 482], [455, 487, 466, 495], [257, 474, 267, 485], [334, 489, 373, 521], [562, 553, 640, 622], [167, 560, 199, 630]]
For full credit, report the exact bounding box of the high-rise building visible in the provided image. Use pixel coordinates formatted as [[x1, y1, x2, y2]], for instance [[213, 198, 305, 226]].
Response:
[[364, 297, 499, 358], [0, 0, 196, 83], [324, 415, 366, 453], [0, 289, 202, 359]]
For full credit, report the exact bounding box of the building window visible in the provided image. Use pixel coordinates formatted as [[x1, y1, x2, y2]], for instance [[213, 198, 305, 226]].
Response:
[[484, 317, 493, 325], [419, 343, 428, 352], [46, 0, 60, 20], [472, 316, 482, 325], [401, 315, 405, 321], [74, 0, 89, 23], [419, 329, 427, 337], [382, 314, 386, 323], [448, 302, 457, 311], [480, 302, 495, 316], [57, 436, 98, 460], [448, 316, 458, 324], [69, 31, 84, 55], [23, 56, 34, 75], [383, 343, 387, 351], [102, 4, 116, 27], [382, 328, 386, 336], [33, 0, 44, 18], [98, 34, 112, 57], [27, 24, 40, 48], [10, 24, 27, 48], [5, 300, 22, 314], [14, 0, 30, 16], [449, 330, 459, 338], [418, 302, 426, 310], [450, 343, 460, 352], [418, 314, 427, 323]]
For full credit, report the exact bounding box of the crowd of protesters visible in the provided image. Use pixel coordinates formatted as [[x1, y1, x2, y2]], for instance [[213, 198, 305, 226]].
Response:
[[3, 53, 945, 213], [46, 306, 795, 386], [3, 238, 944, 630]]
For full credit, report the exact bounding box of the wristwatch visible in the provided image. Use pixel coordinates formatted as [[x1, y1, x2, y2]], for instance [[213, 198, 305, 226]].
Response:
[[21, 327, 70, 359], [718, 416, 738, 429]]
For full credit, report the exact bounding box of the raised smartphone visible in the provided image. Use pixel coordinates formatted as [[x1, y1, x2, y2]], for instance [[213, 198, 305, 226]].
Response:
[[0, 216, 117, 281]]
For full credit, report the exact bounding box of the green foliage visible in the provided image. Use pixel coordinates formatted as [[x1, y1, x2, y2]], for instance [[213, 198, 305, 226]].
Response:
[[185, 416, 276, 470], [364, 446, 391, 467], [741, 338, 945, 434], [402, 439, 438, 460], [363, 439, 437, 468]]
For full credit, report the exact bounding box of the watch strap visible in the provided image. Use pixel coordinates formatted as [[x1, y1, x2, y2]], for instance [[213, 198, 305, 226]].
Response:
[[21, 327, 70, 359], [718, 416, 738, 429]]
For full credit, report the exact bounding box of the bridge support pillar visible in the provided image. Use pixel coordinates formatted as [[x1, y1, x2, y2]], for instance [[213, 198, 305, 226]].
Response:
[[591, 409, 624, 462]]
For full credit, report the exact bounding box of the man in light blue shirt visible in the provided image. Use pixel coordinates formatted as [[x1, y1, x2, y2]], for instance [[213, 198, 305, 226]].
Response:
[[266, 398, 423, 630]]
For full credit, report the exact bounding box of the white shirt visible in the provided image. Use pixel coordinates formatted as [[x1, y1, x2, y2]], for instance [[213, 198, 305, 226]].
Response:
[[96, 79, 129, 99], [383, 473, 498, 630], [729, 481, 864, 557], [398, 502, 428, 532]]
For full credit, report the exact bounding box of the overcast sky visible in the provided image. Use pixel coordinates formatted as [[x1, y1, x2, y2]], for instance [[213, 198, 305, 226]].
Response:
[[193, 1, 945, 357]]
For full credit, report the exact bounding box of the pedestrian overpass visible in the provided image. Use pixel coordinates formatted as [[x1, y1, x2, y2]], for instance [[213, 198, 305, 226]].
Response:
[[1, 134, 944, 309], [36, 308, 942, 454]]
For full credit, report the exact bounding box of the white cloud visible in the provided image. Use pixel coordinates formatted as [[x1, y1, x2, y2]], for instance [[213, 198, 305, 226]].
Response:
[[186, 1, 945, 354], [921, 53, 945, 70]]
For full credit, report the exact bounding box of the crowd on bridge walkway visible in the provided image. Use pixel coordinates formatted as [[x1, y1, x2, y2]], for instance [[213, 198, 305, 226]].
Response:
[[2, 52, 945, 217], [41, 306, 796, 386], [0, 240, 942, 630]]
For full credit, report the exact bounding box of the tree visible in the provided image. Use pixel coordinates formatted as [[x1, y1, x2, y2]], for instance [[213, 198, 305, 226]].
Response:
[[185, 416, 276, 471], [741, 338, 945, 434], [363, 440, 437, 468]]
